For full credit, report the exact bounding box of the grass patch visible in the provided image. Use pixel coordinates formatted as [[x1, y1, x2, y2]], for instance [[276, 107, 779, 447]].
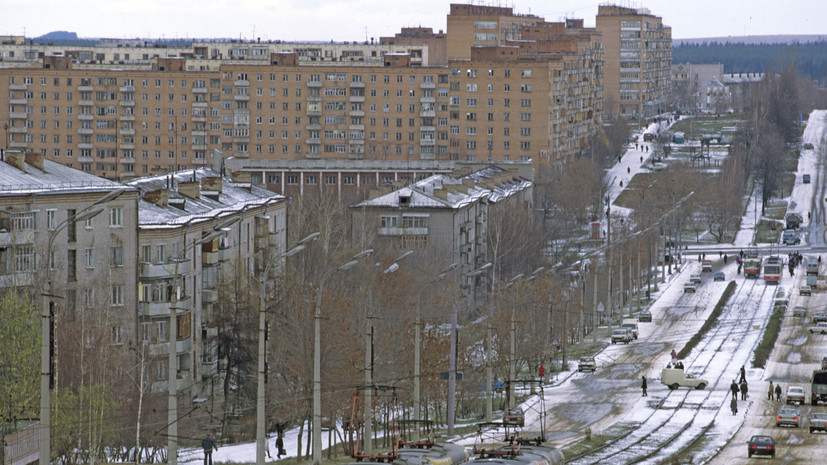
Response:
[[677, 281, 737, 360], [670, 114, 744, 139], [752, 303, 786, 368], [754, 219, 783, 244]]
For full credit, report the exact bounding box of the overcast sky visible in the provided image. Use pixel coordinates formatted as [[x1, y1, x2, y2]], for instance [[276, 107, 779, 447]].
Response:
[[3, 0, 826, 42]]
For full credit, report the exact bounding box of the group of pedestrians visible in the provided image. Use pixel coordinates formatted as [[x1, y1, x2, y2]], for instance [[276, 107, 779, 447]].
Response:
[[729, 366, 749, 415], [768, 381, 783, 401]]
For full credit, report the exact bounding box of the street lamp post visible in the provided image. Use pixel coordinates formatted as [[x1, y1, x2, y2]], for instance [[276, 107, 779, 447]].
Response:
[[313, 249, 373, 465], [256, 232, 319, 465], [41, 188, 125, 465], [364, 250, 411, 454], [448, 262, 491, 436]]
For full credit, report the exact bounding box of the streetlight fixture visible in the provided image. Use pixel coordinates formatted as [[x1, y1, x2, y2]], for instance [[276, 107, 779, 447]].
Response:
[[40, 188, 125, 465], [447, 262, 491, 436], [313, 249, 373, 465], [364, 250, 411, 454], [256, 231, 319, 465]]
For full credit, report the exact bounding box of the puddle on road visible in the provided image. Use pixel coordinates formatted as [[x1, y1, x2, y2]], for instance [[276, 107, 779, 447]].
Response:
[[785, 352, 802, 363]]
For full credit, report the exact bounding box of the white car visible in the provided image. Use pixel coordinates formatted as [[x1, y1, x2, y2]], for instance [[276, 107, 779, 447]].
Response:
[[786, 386, 806, 405], [689, 273, 702, 284], [684, 282, 697, 293], [810, 322, 827, 334], [800, 285, 812, 296]]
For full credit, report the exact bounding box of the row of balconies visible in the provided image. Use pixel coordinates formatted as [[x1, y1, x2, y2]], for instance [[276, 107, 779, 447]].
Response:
[[138, 295, 192, 317]]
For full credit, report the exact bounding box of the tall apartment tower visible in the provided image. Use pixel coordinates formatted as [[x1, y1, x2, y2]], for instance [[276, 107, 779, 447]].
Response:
[[596, 5, 671, 117], [446, 3, 543, 60]]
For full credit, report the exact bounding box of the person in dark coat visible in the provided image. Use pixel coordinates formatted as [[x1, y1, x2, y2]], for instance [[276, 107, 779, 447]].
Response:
[[730, 380, 739, 400], [739, 365, 746, 383], [730, 397, 738, 415], [276, 423, 286, 458], [775, 383, 782, 401], [641, 376, 648, 396], [740, 381, 748, 400], [202, 433, 217, 465], [768, 381, 774, 400]]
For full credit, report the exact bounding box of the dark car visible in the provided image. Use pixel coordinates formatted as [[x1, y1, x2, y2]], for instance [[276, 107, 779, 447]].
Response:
[[814, 312, 827, 324], [747, 435, 775, 458], [638, 309, 652, 322], [503, 407, 525, 427]]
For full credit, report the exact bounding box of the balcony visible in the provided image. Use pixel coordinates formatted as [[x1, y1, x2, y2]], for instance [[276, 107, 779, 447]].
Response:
[[233, 94, 249, 101], [78, 155, 94, 163], [119, 143, 135, 150], [78, 128, 93, 135], [234, 80, 249, 87], [78, 114, 94, 120], [378, 227, 428, 236], [118, 114, 136, 121], [202, 250, 219, 265], [201, 361, 218, 378], [420, 82, 436, 89], [192, 87, 208, 93], [9, 141, 28, 148], [9, 112, 28, 119], [0, 229, 35, 247], [119, 100, 135, 107], [202, 288, 218, 303], [306, 81, 322, 88], [138, 295, 192, 317], [140, 259, 192, 279], [9, 84, 28, 91], [349, 95, 365, 103], [9, 98, 27, 105], [219, 247, 232, 262], [120, 128, 135, 135], [8, 126, 28, 134], [120, 85, 135, 92], [192, 101, 208, 108], [349, 81, 365, 88], [0, 272, 35, 288], [78, 99, 94, 106]]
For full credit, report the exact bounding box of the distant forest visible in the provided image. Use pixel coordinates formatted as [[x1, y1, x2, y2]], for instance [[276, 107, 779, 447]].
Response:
[[672, 42, 827, 82]]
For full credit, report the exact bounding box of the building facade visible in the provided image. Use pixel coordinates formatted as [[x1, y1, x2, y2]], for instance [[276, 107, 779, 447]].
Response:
[[596, 5, 671, 117]]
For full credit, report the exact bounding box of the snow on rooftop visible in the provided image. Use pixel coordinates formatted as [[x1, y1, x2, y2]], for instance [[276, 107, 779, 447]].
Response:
[[0, 157, 124, 195], [126, 168, 283, 227]]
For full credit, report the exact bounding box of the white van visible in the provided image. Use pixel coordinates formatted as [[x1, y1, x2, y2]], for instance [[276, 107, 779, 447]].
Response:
[[621, 318, 639, 339], [661, 367, 709, 390]]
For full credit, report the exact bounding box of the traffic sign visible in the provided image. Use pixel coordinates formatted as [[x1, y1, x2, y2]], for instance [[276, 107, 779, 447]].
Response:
[[439, 371, 463, 380]]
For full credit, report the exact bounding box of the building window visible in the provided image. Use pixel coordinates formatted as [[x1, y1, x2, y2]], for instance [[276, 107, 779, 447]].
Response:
[[380, 216, 398, 227], [109, 207, 123, 227], [286, 175, 299, 185], [325, 176, 337, 185], [85, 248, 94, 268], [111, 245, 124, 266], [111, 325, 124, 345], [47, 209, 57, 230], [111, 285, 124, 306]]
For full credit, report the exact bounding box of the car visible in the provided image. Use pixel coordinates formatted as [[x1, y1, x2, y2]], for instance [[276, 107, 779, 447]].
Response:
[[689, 273, 702, 284], [822, 356, 827, 370], [684, 282, 697, 293], [814, 312, 827, 323], [776, 406, 800, 427], [713, 271, 725, 282], [747, 435, 776, 458], [803, 174, 811, 184], [804, 142, 815, 150], [810, 322, 827, 334], [792, 306, 807, 317], [577, 356, 596, 372], [786, 385, 806, 405], [783, 229, 801, 245], [661, 367, 709, 390], [809, 412, 827, 433], [638, 309, 652, 322], [502, 407, 525, 427], [800, 285, 812, 296], [701, 259, 713, 272], [611, 328, 632, 344]]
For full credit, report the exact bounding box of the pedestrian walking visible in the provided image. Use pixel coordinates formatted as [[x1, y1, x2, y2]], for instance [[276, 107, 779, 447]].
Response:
[[641, 376, 648, 396], [768, 381, 774, 400], [737, 264, 742, 275], [640, 155, 643, 163], [739, 365, 746, 383], [740, 381, 748, 400], [671, 349, 678, 364], [724, 254, 728, 264], [819, 255, 822, 265], [275, 423, 286, 458], [627, 166, 631, 174], [539, 363, 545, 381], [730, 380, 739, 400], [202, 433, 218, 465], [775, 383, 782, 401], [730, 397, 738, 415]]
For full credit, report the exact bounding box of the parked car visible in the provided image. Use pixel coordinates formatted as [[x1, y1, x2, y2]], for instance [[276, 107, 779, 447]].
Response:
[[690, 273, 702, 284], [814, 312, 827, 323], [713, 271, 725, 282], [786, 385, 806, 405], [684, 282, 697, 293], [809, 412, 827, 433], [638, 309, 652, 322], [746, 435, 776, 458], [809, 322, 827, 334], [503, 407, 525, 427], [776, 406, 800, 427], [803, 174, 811, 184], [800, 285, 812, 296], [577, 356, 596, 372], [611, 328, 633, 344], [792, 306, 807, 317], [661, 367, 708, 390]]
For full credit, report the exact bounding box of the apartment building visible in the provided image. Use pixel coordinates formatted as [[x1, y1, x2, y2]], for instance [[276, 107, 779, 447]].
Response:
[[445, 3, 543, 60], [126, 168, 285, 399], [0, 3, 604, 182], [671, 63, 724, 113], [0, 149, 140, 391], [596, 5, 671, 117]]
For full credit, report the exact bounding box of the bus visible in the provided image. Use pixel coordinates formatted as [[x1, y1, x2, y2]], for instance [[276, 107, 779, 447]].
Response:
[[763, 256, 783, 284]]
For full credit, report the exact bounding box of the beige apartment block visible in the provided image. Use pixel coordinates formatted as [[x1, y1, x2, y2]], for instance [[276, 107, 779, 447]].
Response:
[[596, 5, 671, 117], [446, 3, 543, 60]]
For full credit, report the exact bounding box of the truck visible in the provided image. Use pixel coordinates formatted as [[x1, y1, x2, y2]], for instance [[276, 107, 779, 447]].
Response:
[[661, 367, 709, 390], [807, 262, 819, 275], [786, 212, 803, 230], [811, 370, 827, 405], [621, 318, 639, 339]]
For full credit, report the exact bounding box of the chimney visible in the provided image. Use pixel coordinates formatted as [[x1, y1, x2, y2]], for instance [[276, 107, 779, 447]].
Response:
[[143, 189, 169, 207], [201, 176, 223, 193], [432, 187, 448, 200], [25, 152, 44, 171], [4, 150, 26, 171], [178, 180, 201, 199], [230, 170, 252, 184]]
